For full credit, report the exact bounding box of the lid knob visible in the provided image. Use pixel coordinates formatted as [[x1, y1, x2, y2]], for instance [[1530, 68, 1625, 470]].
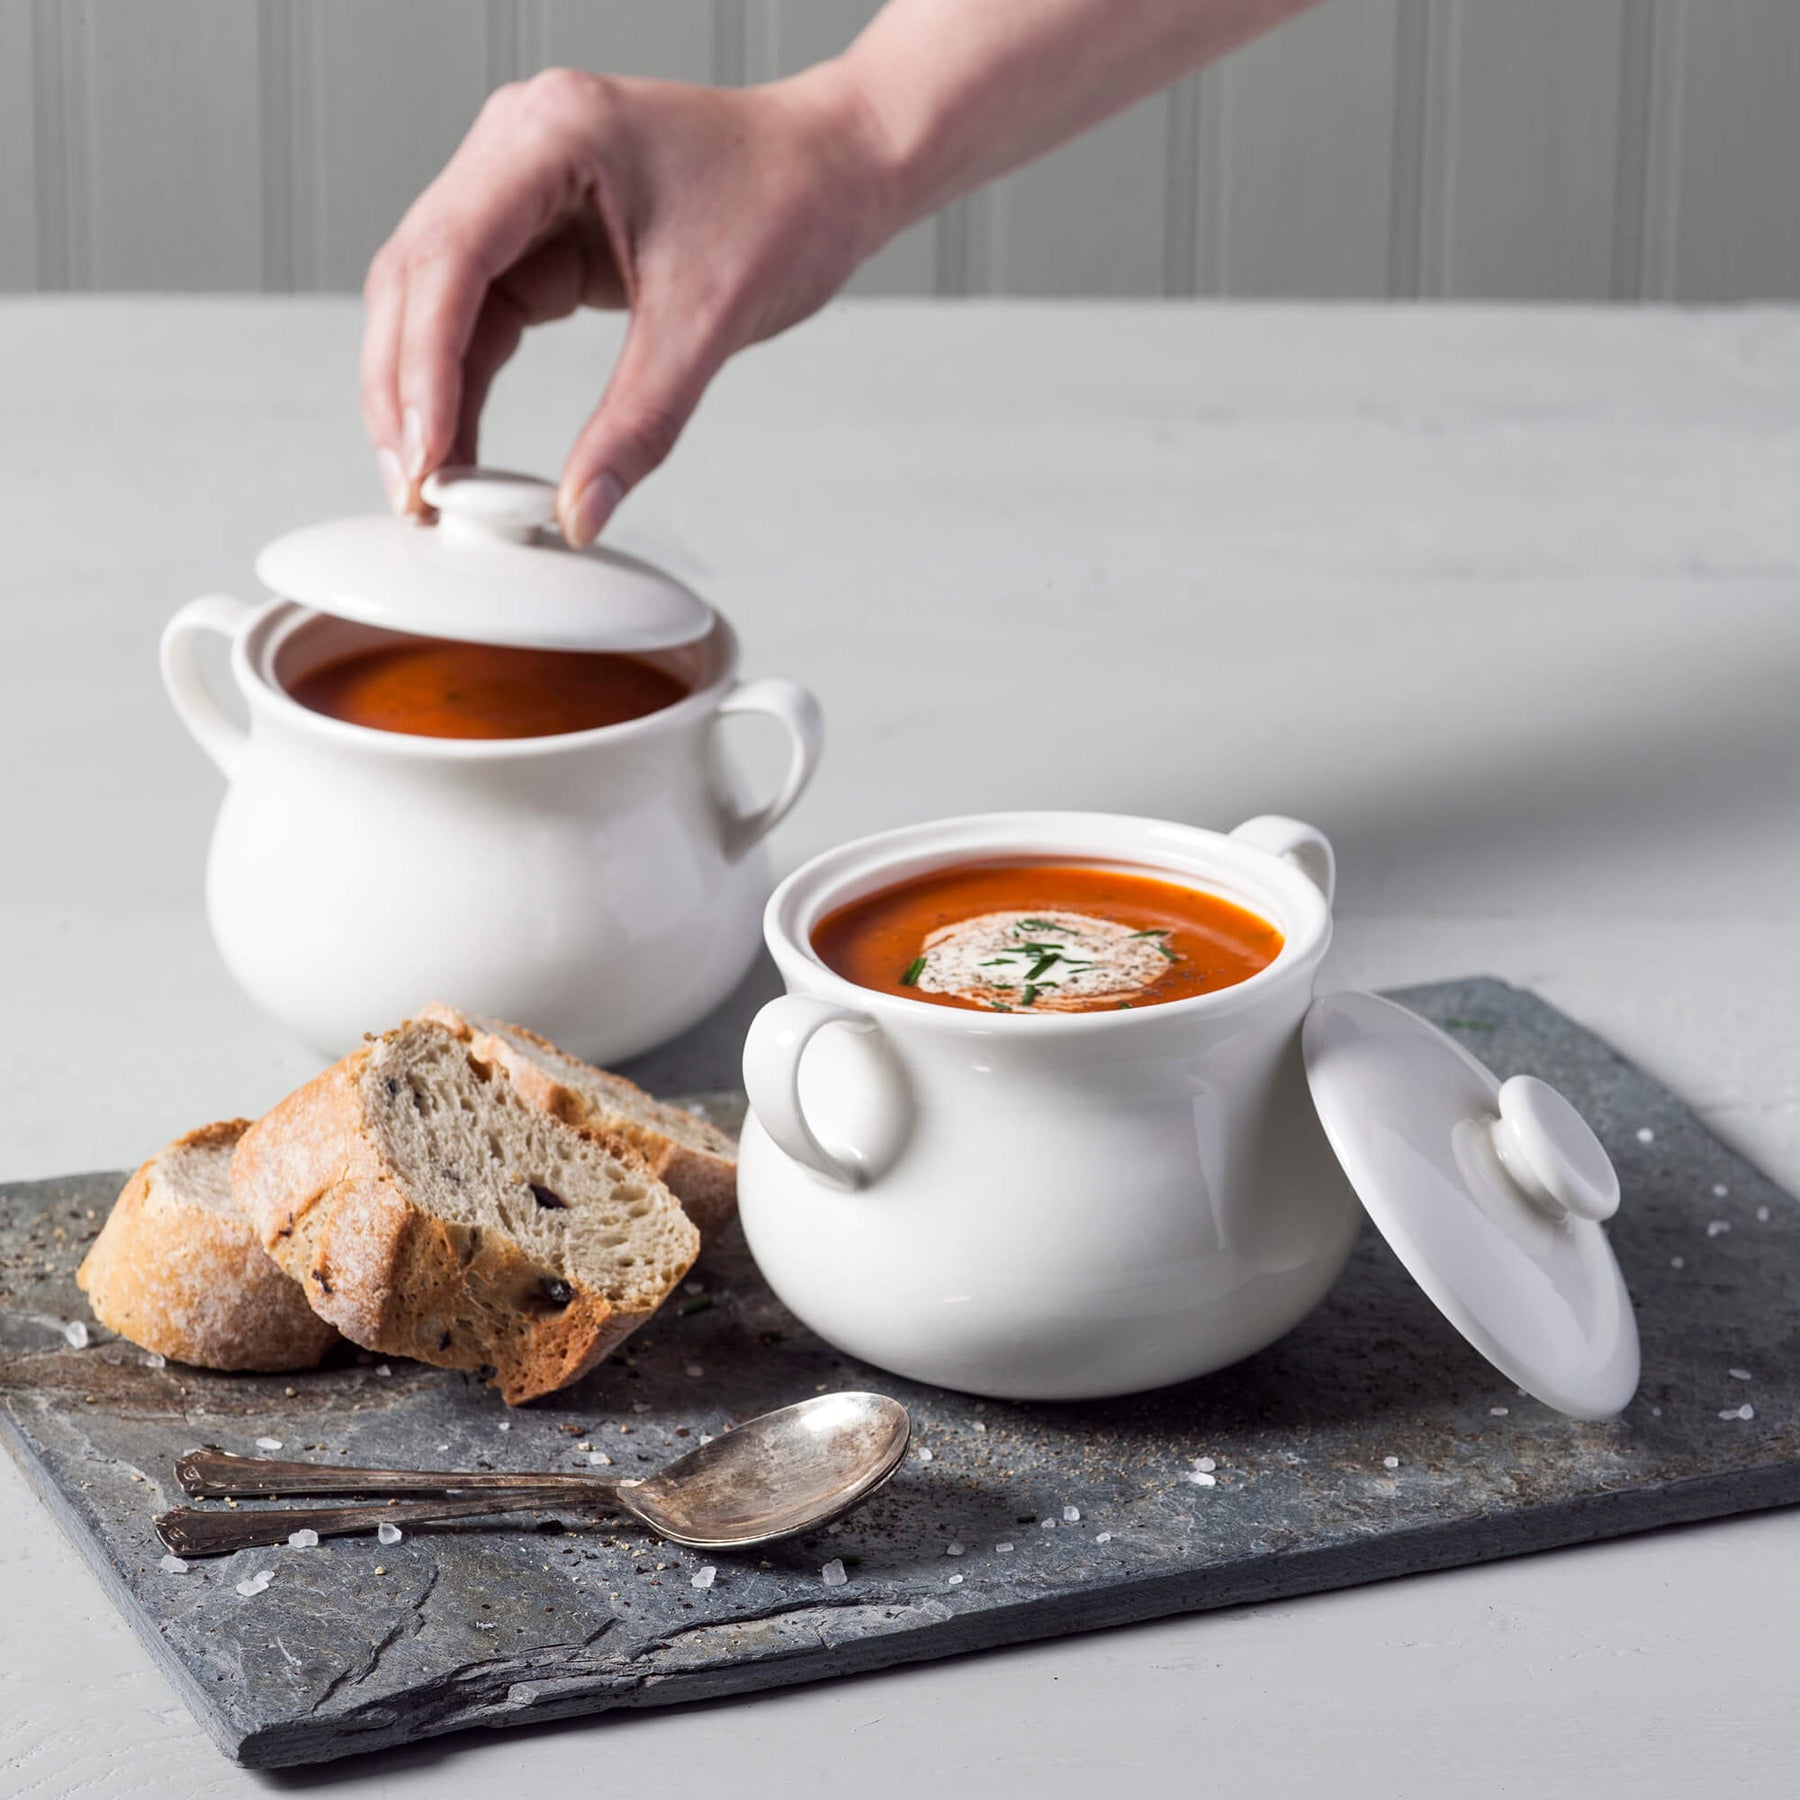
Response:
[[420, 467, 558, 547], [1489, 1075, 1620, 1224]]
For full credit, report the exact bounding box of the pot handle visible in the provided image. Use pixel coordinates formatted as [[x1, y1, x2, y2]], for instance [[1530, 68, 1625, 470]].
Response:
[[161, 595, 257, 779], [714, 679, 825, 860], [1229, 815, 1336, 906], [742, 995, 880, 1192]]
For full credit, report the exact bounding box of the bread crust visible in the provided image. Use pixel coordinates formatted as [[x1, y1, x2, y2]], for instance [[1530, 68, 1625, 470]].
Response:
[[418, 1003, 737, 1234], [231, 1031, 689, 1404], [75, 1120, 338, 1372]]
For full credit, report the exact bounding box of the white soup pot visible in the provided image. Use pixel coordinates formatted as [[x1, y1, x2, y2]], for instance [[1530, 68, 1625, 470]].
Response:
[[739, 811, 1358, 1401]]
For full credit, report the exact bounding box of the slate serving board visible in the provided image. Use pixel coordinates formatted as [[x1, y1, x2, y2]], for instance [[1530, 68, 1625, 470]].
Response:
[[1, 977, 1796, 1769]]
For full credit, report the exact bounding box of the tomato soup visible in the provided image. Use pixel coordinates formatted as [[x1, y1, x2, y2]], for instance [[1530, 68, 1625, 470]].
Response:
[[812, 861, 1283, 1014], [287, 637, 688, 740]]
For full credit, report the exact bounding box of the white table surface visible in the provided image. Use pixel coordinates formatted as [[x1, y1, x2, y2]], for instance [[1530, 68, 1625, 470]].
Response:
[[2, 298, 1797, 1796]]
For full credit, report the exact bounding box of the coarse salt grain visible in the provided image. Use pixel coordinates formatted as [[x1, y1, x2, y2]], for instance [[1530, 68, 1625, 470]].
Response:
[[63, 1321, 88, 1349], [1062, 1506, 1080, 1523], [143, 1352, 166, 1369], [588, 1451, 612, 1466], [1383, 1456, 1400, 1469], [288, 1528, 319, 1549], [973, 1421, 987, 1433], [159, 1554, 188, 1574], [916, 1447, 933, 1463], [692, 1566, 716, 1591], [820, 1559, 847, 1587], [1671, 1256, 1686, 1269], [377, 1522, 403, 1545], [1490, 1407, 1509, 1417], [1651, 1407, 1662, 1417], [1040, 1518, 1056, 1529], [1095, 1532, 1113, 1544], [946, 1542, 965, 1557], [1636, 1127, 1654, 1144], [632, 1403, 652, 1415], [1719, 1404, 1755, 1421], [497, 1421, 511, 1432], [376, 1364, 391, 1378], [1757, 1206, 1771, 1222], [996, 1542, 1014, 1554], [1730, 1368, 1753, 1381], [1713, 1184, 1729, 1199], [685, 1365, 705, 1379], [256, 1436, 283, 1451], [684, 1281, 702, 1294], [1708, 1221, 1730, 1237], [1190, 1471, 1216, 1488], [947, 1573, 963, 1587], [698, 1434, 714, 1446], [235, 1572, 273, 1598], [1192, 1456, 1217, 1472]]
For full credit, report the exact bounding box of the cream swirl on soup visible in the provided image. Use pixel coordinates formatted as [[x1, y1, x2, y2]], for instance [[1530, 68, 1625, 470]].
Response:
[[913, 911, 1173, 1010]]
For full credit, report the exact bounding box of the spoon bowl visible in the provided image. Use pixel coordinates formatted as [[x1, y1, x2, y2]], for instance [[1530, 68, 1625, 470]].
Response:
[[621, 1391, 912, 1548]]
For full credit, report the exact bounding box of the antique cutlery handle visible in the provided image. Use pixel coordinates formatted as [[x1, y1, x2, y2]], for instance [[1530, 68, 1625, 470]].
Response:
[[155, 1487, 614, 1557], [176, 1445, 622, 1501]]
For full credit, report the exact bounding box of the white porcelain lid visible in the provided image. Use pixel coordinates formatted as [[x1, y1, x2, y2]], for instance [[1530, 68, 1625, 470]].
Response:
[[253, 467, 713, 652], [1303, 991, 1640, 1420]]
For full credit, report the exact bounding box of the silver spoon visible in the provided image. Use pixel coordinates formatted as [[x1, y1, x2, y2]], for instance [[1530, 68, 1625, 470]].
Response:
[[154, 1391, 910, 1557]]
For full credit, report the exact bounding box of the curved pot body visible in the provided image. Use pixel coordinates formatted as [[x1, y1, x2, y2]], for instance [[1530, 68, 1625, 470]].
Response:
[[738, 812, 1358, 1400], [162, 598, 822, 1062]]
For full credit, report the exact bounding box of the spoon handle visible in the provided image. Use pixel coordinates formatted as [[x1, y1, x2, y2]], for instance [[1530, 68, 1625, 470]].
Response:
[[155, 1487, 614, 1557], [175, 1445, 623, 1500]]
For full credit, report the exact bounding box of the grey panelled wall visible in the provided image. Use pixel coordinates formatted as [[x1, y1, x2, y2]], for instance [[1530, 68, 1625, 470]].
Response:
[[3, 0, 1798, 299]]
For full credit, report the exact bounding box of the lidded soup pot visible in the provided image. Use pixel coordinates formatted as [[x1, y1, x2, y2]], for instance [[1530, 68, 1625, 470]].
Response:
[[740, 812, 1641, 1417], [160, 468, 822, 1061]]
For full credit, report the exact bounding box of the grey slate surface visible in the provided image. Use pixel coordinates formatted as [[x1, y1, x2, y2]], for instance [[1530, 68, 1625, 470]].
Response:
[[0, 977, 1795, 1770]]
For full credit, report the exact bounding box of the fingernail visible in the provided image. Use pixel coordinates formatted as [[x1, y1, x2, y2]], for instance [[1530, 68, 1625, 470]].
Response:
[[564, 472, 624, 547], [376, 447, 407, 514], [402, 406, 426, 481]]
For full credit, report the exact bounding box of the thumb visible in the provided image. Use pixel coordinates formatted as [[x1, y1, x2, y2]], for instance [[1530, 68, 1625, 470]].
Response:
[[557, 310, 723, 547]]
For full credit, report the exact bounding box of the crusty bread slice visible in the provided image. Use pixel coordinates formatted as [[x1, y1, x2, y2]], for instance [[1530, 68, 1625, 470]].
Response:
[[418, 1002, 737, 1234], [76, 1120, 339, 1372], [231, 1021, 699, 1404]]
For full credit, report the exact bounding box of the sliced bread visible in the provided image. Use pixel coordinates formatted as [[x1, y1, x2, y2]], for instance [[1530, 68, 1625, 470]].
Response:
[[76, 1120, 339, 1372], [418, 1002, 738, 1234], [231, 1021, 700, 1404]]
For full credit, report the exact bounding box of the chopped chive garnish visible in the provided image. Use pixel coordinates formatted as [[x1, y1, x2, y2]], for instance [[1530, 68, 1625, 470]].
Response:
[[899, 955, 926, 986], [1021, 985, 1040, 1007], [1026, 953, 1064, 981], [1131, 928, 1171, 938], [1157, 945, 1180, 962], [678, 1294, 715, 1316], [991, 1002, 1013, 1012], [1117, 1001, 1133, 1009], [1016, 918, 1059, 932]]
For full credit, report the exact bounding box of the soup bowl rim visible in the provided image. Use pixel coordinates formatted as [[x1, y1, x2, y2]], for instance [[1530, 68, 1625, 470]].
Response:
[[762, 809, 1333, 1037], [233, 598, 740, 760]]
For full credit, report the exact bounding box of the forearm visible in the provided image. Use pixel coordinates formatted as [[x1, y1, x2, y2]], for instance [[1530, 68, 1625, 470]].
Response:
[[831, 0, 1319, 233]]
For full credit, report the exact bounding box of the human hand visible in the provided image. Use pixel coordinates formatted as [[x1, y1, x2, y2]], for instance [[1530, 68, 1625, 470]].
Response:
[[360, 65, 893, 544]]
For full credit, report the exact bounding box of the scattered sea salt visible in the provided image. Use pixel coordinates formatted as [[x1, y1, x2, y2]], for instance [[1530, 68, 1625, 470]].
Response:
[[1729, 1368, 1753, 1381], [698, 1434, 715, 1446], [1192, 1456, 1216, 1472], [1490, 1406, 1509, 1417], [996, 1542, 1014, 1554], [1756, 1206, 1771, 1223], [497, 1421, 511, 1432], [1671, 1256, 1686, 1270], [685, 1365, 705, 1379], [143, 1352, 166, 1369], [684, 1281, 702, 1295], [691, 1566, 716, 1591], [947, 1573, 963, 1587], [946, 1542, 965, 1557], [1719, 1404, 1755, 1421], [436, 1444, 449, 1454], [377, 1522, 403, 1546], [63, 1320, 88, 1349], [376, 1364, 392, 1378], [287, 1529, 319, 1550], [1095, 1532, 1112, 1544], [235, 1571, 273, 1598], [1635, 1127, 1654, 1144], [1708, 1221, 1730, 1238], [588, 1451, 612, 1466], [1651, 1407, 1662, 1417], [972, 1421, 987, 1433], [826, 1524, 840, 1535], [1713, 1184, 1729, 1199], [820, 1559, 847, 1587], [1062, 1505, 1080, 1523], [1189, 1471, 1216, 1488], [632, 1403, 652, 1415], [1383, 1456, 1400, 1470], [159, 1554, 189, 1574], [256, 1436, 283, 1451], [915, 1447, 933, 1463], [1040, 1518, 1056, 1529]]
